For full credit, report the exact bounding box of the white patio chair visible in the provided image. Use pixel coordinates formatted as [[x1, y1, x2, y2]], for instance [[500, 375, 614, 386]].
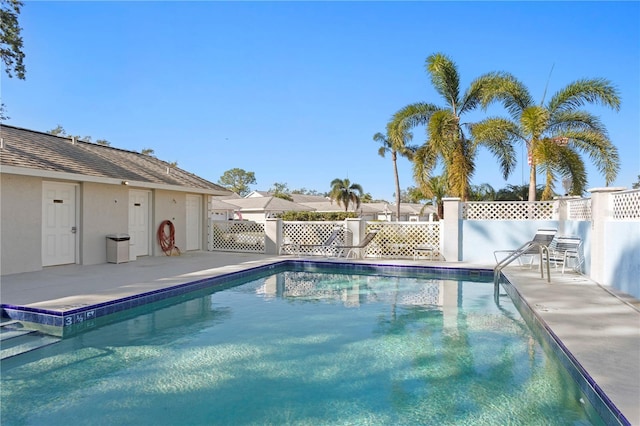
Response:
[[545, 235, 584, 274]]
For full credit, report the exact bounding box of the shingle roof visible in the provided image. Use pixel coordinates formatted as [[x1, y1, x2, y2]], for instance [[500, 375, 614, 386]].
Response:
[[299, 201, 380, 213], [221, 196, 314, 212], [289, 193, 330, 203], [0, 124, 230, 193]]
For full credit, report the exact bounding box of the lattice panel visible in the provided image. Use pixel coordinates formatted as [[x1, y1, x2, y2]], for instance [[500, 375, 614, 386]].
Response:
[[613, 190, 640, 220], [463, 201, 555, 220], [208, 220, 266, 253], [365, 222, 441, 259], [281, 221, 349, 255], [567, 198, 592, 220]]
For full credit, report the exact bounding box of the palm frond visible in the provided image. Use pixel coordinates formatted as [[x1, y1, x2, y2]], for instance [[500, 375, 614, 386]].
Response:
[[390, 102, 441, 131], [448, 144, 475, 199], [476, 71, 534, 117], [547, 78, 621, 113], [554, 146, 588, 196], [471, 118, 519, 179], [412, 145, 438, 189], [426, 53, 460, 110], [548, 110, 606, 134], [374, 132, 390, 158], [563, 130, 620, 185], [427, 110, 458, 161]]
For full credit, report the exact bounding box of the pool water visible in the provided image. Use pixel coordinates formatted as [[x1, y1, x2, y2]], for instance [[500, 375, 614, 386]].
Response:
[[1, 269, 603, 425]]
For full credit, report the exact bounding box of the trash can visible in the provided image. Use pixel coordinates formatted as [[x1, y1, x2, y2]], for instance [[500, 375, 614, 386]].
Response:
[[106, 233, 130, 264]]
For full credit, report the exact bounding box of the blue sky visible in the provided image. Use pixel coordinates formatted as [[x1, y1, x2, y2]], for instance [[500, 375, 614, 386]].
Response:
[[2, 1, 639, 201]]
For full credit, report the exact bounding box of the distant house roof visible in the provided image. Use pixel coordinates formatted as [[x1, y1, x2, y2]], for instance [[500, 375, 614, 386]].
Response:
[[245, 190, 271, 198], [0, 124, 231, 195], [245, 191, 330, 204], [299, 201, 380, 214], [289, 193, 330, 203], [220, 196, 314, 212], [210, 198, 240, 211]]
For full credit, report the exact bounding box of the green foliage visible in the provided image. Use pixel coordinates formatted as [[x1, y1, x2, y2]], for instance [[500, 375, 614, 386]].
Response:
[[495, 184, 545, 201], [1, 0, 25, 79], [269, 182, 293, 201], [217, 168, 257, 197], [329, 178, 364, 212], [389, 52, 516, 202], [273, 192, 293, 201], [403, 186, 427, 203], [0, 103, 8, 121], [141, 148, 155, 156], [633, 175, 640, 190], [48, 125, 109, 145], [374, 130, 416, 221], [291, 188, 327, 196], [469, 183, 496, 201], [478, 72, 620, 200], [279, 211, 358, 221]]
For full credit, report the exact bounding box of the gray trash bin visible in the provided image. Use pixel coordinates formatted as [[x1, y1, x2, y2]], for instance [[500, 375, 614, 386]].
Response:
[[106, 233, 130, 264]]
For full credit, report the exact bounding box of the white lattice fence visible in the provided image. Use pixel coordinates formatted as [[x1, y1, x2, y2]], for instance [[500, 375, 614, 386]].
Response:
[[567, 198, 592, 220], [365, 222, 441, 259], [463, 201, 556, 220], [281, 221, 349, 254], [208, 220, 266, 253], [613, 189, 640, 220]]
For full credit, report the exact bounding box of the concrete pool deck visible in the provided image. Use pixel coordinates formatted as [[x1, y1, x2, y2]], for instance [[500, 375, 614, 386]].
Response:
[[1, 251, 639, 424]]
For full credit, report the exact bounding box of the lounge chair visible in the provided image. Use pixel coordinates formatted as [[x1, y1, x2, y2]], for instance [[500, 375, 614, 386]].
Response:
[[296, 228, 343, 257], [331, 230, 379, 259], [493, 228, 557, 266], [545, 235, 584, 274]]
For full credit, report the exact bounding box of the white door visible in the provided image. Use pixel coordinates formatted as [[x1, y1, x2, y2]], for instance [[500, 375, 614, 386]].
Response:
[[42, 182, 77, 266], [186, 194, 201, 251], [128, 190, 150, 257]]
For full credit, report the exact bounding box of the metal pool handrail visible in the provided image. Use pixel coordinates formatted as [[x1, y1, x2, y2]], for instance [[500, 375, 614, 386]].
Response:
[[493, 241, 551, 287]]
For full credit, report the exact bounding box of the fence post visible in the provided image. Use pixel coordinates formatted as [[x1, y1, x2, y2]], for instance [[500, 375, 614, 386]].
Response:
[[443, 198, 461, 261], [555, 197, 568, 234], [345, 218, 365, 246], [589, 187, 625, 284], [265, 218, 282, 255]]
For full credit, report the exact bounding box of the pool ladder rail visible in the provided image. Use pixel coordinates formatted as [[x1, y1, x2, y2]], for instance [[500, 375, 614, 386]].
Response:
[[493, 241, 551, 287]]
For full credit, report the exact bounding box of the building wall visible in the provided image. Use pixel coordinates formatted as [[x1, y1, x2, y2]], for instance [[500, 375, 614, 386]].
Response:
[[1, 174, 43, 275], [154, 190, 187, 255], [0, 174, 203, 274], [81, 182, 129, 265]]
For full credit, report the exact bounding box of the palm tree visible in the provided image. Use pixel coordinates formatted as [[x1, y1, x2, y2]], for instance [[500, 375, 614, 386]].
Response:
[[329, 178, 364, 212], [421, 174, 448, 219], [495, 183, 543, 201], [373, 128, 416, 222], [469, 183, 496, 201], [477, 73, 620, 201], [389, 53, 517, 201]]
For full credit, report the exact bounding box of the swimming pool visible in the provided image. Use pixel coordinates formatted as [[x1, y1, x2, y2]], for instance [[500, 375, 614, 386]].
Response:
[[1, 263, 606, 425]]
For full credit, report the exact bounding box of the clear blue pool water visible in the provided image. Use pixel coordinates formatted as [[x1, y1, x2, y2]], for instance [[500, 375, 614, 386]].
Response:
[[1, 267, 603, 425]]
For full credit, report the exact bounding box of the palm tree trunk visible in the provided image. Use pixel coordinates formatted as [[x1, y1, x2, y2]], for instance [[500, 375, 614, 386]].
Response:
[[528, 164, 537, 201], [392, 151, 401, 222]]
